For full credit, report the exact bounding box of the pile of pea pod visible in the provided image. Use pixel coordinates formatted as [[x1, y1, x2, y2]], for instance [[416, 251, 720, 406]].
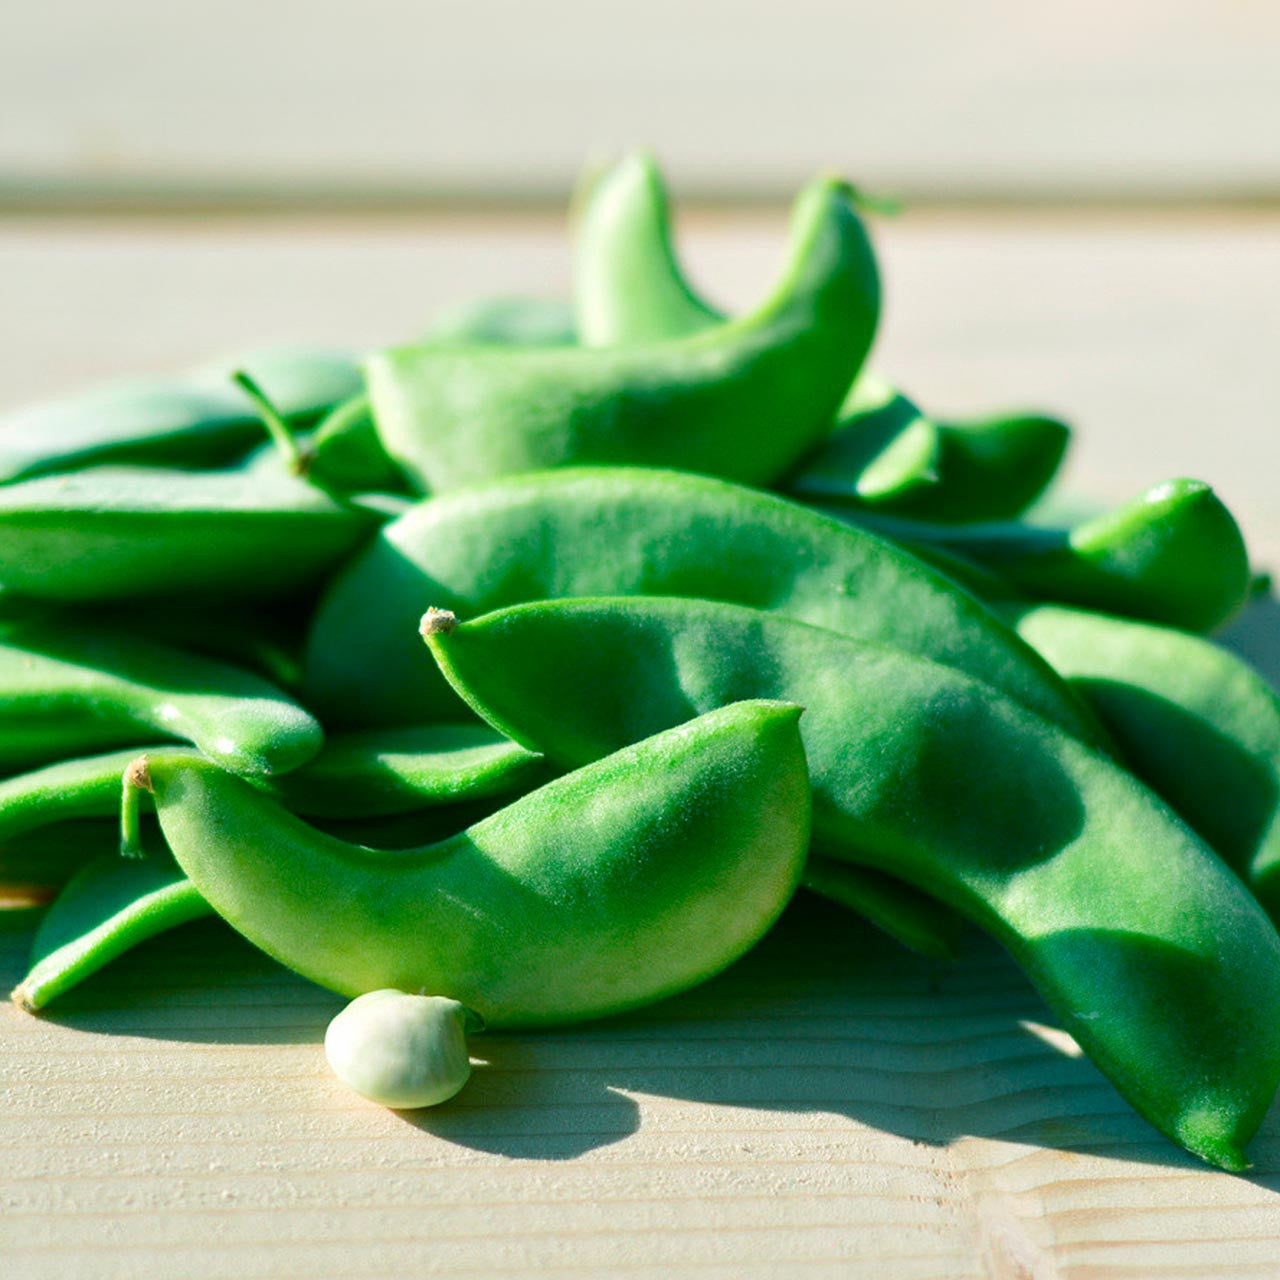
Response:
[[5, 151, 1279, 1171]]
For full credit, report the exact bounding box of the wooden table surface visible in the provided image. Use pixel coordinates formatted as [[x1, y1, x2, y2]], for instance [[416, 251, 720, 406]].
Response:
[[2, 210, 1280, 1278]]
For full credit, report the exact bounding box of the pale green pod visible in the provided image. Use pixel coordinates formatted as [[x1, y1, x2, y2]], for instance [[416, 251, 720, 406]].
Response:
[[325, 990, 479, 1109], [367, 175, 879, 493]]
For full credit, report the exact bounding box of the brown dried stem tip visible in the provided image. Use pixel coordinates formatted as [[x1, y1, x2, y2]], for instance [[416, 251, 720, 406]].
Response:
[[419, 608, 459, 639]]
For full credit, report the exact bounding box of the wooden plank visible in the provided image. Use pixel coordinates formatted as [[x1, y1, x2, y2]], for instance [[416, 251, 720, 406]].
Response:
[[3, 2, 1279, 204], [3, 213, 1280, 1276], [5, 898, 1280, 1280]]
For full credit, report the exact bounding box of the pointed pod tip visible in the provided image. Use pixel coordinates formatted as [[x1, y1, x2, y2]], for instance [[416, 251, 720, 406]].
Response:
[[419, 608, 459, 640]]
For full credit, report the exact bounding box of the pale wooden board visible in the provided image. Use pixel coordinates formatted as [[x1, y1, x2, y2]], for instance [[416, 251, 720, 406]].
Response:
[[3, 213, 1280, 1276], [3, 1, 1279, 204]]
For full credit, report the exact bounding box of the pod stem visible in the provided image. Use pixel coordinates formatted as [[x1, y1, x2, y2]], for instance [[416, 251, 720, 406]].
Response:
[[120, 756, 153, 859], [232, 369, 313, 477]]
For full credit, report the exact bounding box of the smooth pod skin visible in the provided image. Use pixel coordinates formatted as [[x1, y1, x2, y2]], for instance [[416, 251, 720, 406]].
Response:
[[1010, 602, 1280, 916], [573, 152, 1066, 521], [309, 300, 577, 496], [325, 991, 478, 1109], [367, 176, 880, 494], [424, 597, 1280, 1169], [0, 464, 384, 602], [836, 479, 1251, 633], [131, 701, 812, 1028], [0, 726, 541, 843], [790, 380, 1070, 523], [265, 724, 547, 818], [0, 612, 322, 775], [0, 347, 362, 484], [12, 855, 212, 1011], [301, 467, 1101, 743]]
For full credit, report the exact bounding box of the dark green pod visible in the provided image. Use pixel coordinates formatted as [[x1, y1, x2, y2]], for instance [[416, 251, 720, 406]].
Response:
[[424, 597, 1280, 1170]]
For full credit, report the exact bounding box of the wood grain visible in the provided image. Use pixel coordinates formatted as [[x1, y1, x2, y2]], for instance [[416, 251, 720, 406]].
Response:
[[3, 2, 1279, 205], [3, 213, 1280, 1276]]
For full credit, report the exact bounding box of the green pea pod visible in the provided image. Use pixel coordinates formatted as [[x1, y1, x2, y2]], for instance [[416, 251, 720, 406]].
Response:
[[126, 701, 811, 1028], [367, 175, 879, 494], [423, 597, 1280, 1170], [265, 725, 547, 818], [573, 151, 1066, 520], [0, 612, 322, 775], [309, 301, 577, 496], [0, 726, 540, 848], [0, 463, 384, 602], [1008, 602, 1280, 916], [0, 347, 362, 484], [790, 385, 1069, 523], [831, 478, 1251, 633], [12, 855, 212, 1012], [802, 858, 968, 961], [302, 467, 1102, 744], [5, 805, 509, 1004]]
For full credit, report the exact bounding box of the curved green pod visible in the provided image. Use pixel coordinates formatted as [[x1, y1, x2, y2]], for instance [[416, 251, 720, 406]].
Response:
[[127, 701, 811, 1028], [802, 858, 967, 960], [833, 478, 1251, 633], [309, 301, 577, 496], [367, 176, 879, 494], [0, 726, 542, 846], [423, 597, 1280, 1170], [301, 467, 1101, 743], [0, 612, 322, 775], [0, 347, 362, 485], [1009, 602, 1280, 915], [789, 382, 1069, 523], [0, 463, 384, 602], [573, 151, 1066, 521], [12, 856, 212, 1012], [264, 724, 547, 818]]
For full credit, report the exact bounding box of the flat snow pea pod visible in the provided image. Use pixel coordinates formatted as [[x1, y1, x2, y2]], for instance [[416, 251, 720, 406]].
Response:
[[302, 467, 1102, 742], [0, 747, 170, 845], [802, 857, 967, 960], [0, 463, 385, 602], [12, 855, 212, 1012], [829, 478, 1251, 633], [126, 701, 812, 1027], [263, 725, 548, 818], [790, 385, 1070, 523], [308, 301, 577, 496], [366, 176, 880, 494], [1008, 602, 1280, 916], [0, 728, 539, 841], [0, 612, 322, 775], [0, 347, 362, 485], [423, 598, 1280, 1169], [573, 152, 1066, 521]]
